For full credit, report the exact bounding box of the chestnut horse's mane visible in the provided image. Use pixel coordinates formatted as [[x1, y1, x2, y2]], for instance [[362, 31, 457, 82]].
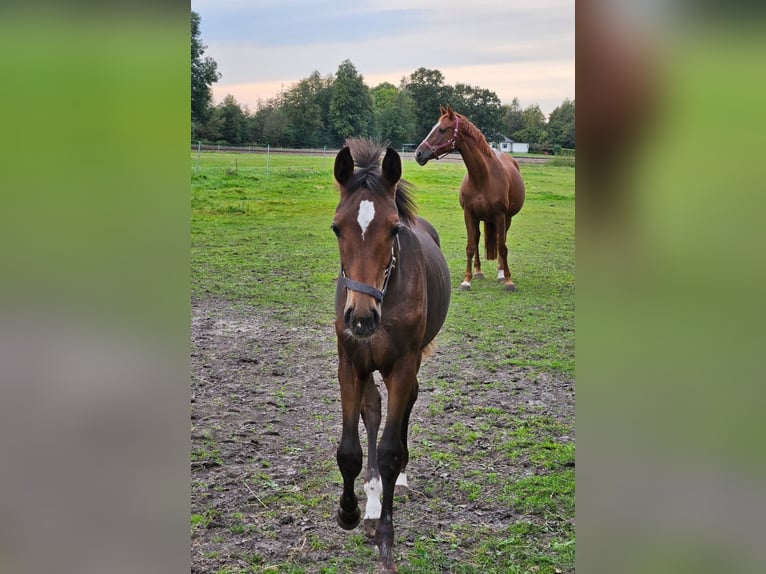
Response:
[[450, 113, 495, 160], [344, 138, 417, 226]]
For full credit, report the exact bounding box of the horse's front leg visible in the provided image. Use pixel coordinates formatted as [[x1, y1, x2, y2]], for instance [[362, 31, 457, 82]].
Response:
[[360, 376, 382, 537], [336, 356, 365, 530], [375, 355, 419, 572]]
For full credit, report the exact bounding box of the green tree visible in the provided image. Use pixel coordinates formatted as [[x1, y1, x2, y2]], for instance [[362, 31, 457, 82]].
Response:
[[449, 84, 504, 141], [547, 98, 575, 149], [261, 104, 290, 147], [404, 67, 451, 139], [283, 71, 333, 148], [328, 60, 373, 144], [512, 104, 549, 148], [371, 82, 416, 148], [216, 94, 248, 145], [191, 11, 221, 134], [502, 98, 525, 139]]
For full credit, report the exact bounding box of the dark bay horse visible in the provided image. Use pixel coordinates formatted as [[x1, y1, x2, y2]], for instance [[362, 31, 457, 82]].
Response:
[[331, 139, 451, 572], [415, 105, 526, 291]]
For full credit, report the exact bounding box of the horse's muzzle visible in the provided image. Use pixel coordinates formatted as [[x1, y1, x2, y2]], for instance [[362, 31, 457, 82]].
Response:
[[414, 147, 431, 166], [344, 306, 380, 338]]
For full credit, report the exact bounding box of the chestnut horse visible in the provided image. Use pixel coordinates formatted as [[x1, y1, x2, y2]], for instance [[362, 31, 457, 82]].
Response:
[[415, 105, 525, 291], [331, 139, 451, 572]]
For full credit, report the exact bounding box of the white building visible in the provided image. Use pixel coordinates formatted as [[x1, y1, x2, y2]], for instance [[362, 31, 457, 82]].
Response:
[[498, 138, 529, 154]]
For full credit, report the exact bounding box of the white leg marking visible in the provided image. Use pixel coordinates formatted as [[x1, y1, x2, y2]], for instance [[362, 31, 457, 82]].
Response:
[[497, 269, 505, 280], [357, 200, 375, 240], [395, 472, 408, 488], [363, 477, 382, 520], [460, 280, 471, 290]]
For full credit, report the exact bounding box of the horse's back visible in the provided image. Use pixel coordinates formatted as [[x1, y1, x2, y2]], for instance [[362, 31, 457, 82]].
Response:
[[411, 217, 451, 348]]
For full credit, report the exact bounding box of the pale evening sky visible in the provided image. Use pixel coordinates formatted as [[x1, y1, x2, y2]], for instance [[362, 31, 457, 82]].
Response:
[[191, 0, 574, 117]]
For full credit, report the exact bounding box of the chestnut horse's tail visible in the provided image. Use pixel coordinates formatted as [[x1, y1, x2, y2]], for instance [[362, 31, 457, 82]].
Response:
[[484, 221, 498, 260]]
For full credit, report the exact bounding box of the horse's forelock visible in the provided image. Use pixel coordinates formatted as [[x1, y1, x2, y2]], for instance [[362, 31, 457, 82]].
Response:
[[342, 138, 417, 225]]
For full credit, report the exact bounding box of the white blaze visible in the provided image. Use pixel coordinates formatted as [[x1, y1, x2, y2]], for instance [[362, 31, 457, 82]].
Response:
[[424, 121, 441, 141], [357, 200, 375, 240]]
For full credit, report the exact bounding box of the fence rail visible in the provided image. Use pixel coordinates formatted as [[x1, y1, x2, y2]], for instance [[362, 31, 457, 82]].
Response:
[[191, 142, 558, 166]]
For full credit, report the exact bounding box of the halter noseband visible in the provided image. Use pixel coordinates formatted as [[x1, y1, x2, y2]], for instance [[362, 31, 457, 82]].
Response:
[[341, 235, 399, 304], [420, 115, 460, 160]]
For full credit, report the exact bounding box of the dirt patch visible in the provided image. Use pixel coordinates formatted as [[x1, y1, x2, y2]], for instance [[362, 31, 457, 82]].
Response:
[[191, 297, 574, 572]]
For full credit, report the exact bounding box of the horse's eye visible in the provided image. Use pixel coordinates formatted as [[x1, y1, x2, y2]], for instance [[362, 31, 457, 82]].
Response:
[[390, 224, 401, 238], [330, 223, 340, 237]]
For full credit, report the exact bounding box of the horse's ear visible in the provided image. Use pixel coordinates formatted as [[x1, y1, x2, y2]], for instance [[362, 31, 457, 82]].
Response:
[[334, 147, 354, 187], [446, 105, 455, 119], [381, 147, 402, 190], [439, 104, 447, 115]]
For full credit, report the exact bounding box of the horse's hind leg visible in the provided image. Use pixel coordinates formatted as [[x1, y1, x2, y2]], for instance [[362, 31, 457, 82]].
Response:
[[461, 213, 481, 290], [336, 357, 364, 530], [472, 227, 484, 280], [497, 214, 516, 291], [375, 356, 419, 572], [396, 376, 419, 495], [360, 376, 382, 537]]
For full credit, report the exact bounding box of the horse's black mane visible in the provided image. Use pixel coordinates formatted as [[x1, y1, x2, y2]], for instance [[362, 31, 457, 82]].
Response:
[[345, 138, 417, 226]]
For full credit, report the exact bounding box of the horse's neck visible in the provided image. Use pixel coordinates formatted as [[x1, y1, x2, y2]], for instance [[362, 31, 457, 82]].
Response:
[[457, 124, 493, 183]]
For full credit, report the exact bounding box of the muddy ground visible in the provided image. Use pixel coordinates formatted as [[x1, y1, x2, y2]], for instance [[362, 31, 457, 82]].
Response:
[[191, 297, 574, 573]]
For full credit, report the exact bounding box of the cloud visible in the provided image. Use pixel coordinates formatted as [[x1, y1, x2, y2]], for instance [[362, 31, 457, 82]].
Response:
[[194, 0, 574, 114]]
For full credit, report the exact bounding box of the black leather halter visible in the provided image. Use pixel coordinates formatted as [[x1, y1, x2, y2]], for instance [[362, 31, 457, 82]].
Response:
[[341, 236, 399, 304]]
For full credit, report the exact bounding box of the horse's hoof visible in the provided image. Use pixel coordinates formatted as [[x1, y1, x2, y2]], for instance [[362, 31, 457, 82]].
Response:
[[363, 518, 378, 538], [459, 282, 471, 290], [376, 544, 398, 573], [473, 272, 484, 280], [336, 506, 361, 530], [375, 561, 398, 573], [504, 283, 516, 292]]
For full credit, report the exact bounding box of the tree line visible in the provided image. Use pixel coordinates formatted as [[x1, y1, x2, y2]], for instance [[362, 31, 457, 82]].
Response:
[[192, 12, 574, 152]]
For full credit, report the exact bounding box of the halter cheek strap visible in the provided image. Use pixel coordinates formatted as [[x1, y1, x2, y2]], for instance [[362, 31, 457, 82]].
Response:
[[341, 235, 400, 304], [420, 116, 460, 160]]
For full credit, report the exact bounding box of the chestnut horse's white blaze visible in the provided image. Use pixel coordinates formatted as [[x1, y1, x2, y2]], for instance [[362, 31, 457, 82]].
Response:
[[423, 120, 441, 141], [357, 200, 375, 240]]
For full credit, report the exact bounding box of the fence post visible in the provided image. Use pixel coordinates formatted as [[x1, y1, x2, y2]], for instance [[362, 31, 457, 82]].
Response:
[[194, 141, 202, 175]]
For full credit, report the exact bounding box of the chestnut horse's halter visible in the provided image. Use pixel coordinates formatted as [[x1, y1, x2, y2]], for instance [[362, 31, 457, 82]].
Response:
[[420, 116, 460, 160], [341, 235, 400, 303]]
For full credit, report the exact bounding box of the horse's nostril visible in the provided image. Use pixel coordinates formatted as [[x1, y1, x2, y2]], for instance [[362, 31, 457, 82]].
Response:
[[344, 307, 353, 326]]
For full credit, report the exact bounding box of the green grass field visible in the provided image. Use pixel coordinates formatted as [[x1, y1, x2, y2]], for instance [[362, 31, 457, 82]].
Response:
[[192, 151, 574, 376], [191, 150, 574, 573]]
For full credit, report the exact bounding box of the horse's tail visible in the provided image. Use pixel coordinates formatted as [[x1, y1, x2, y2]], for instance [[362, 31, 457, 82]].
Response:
[[484, 221, 498, 260]]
